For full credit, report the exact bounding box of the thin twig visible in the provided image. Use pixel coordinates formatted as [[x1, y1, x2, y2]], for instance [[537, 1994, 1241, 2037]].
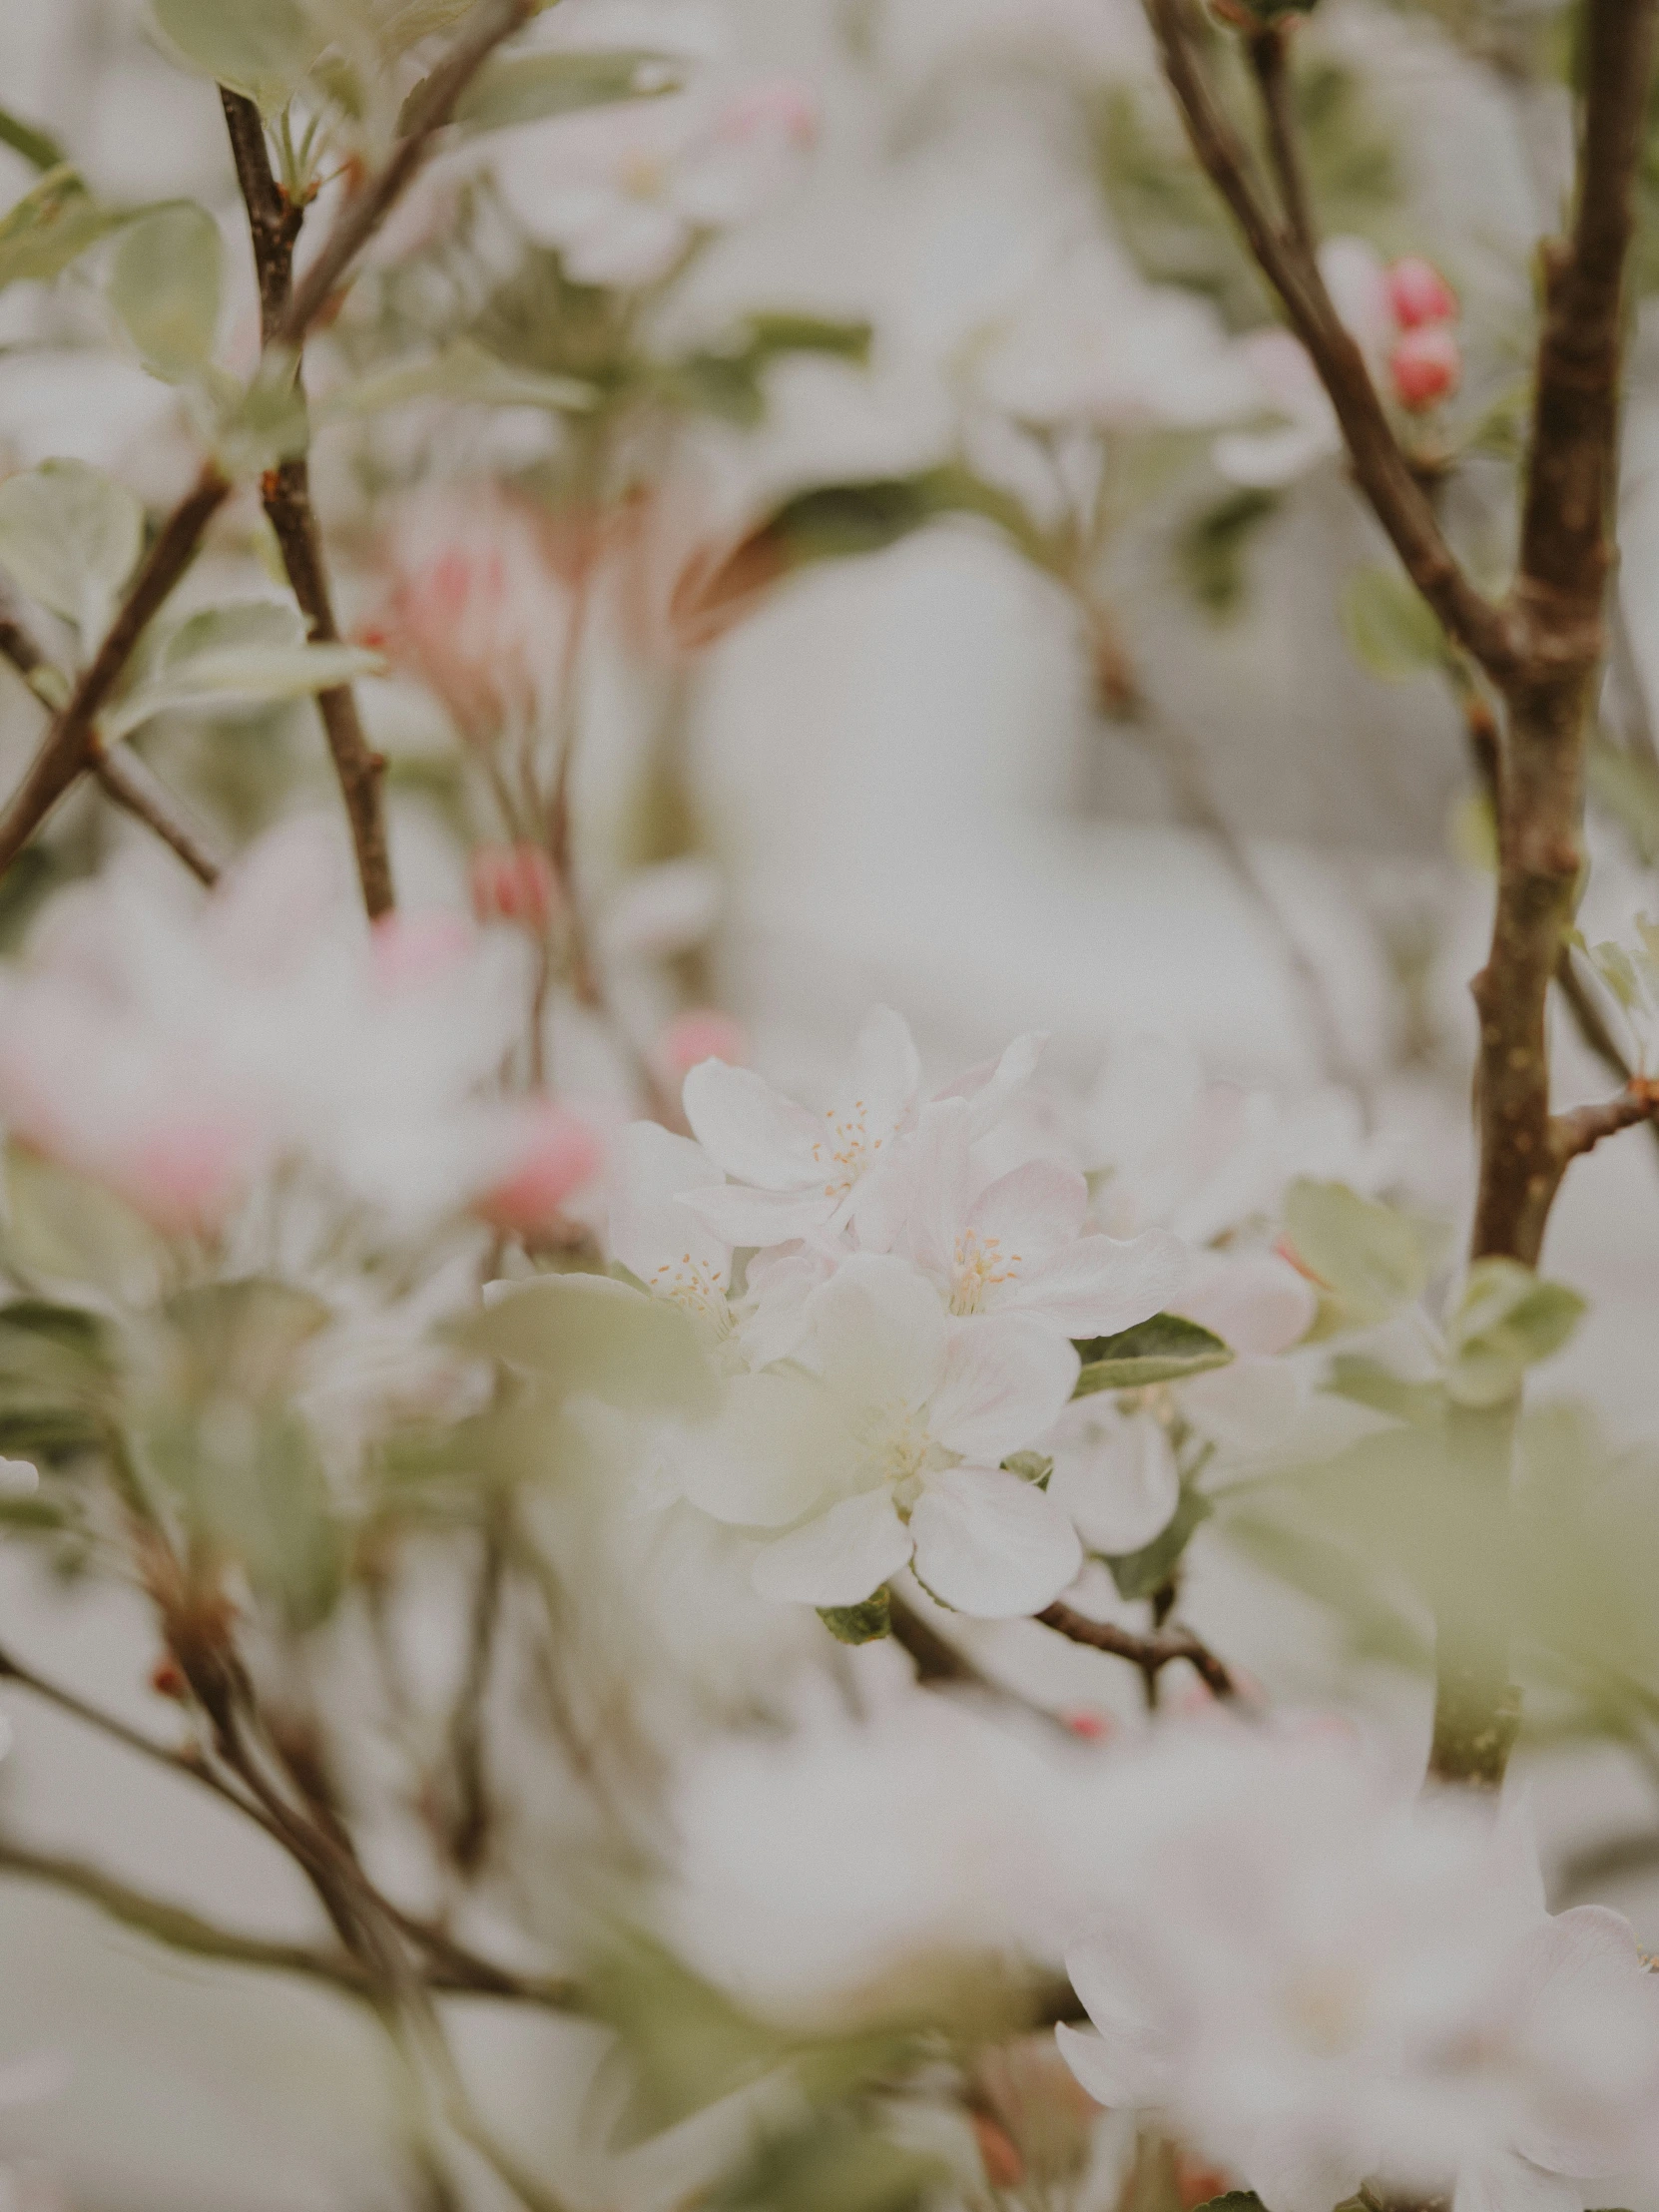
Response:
[[1552, 1078, 1659, 1161], [274, 0, 536, 349], [1036, 1601, 1237, 1701], [0, 463, 231, 877], [88, 741, 223, 884], [1247, 24, 1315, 257], [444, 1515, 506, 1873], [220, 91, 393, 918], [0, 2, 532, 896], [1142, 0, 1518, 680]]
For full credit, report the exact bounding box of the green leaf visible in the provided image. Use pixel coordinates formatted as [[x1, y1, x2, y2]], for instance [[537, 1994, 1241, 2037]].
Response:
[[414, 48, 683, 135], [0, 459, 144, 638], [151, 0, 323, 116], [3, 1147, 168, 1306], [1444, 1258, 1586, 1410], [704, 2112, 944, 2212], [108, 202, 222, 379], [587, 1928, 791, 2147], [1282, 1179, 1449, 1333], [818, 1588, 891, 1644], [1588, 734, 1659, 866], [1341, 564, 1447, 682], [455, 1275, 720, 1421], [1176, 486, 1280, 619], [158, 599, 305, 664], [1001, 1450, 1053, 1488], [1326, 1354, 1447, 1428], [1073, 1313, 1233, 1395], [0, 107, 69, 174], [1107, 1483, 1213, 1600], [0, 165, 130, 292], [106, 640, 378, 741], [317, 336, 596, 421], [215, 347, 310, 474], [1191, 2195, 1268, 2212]]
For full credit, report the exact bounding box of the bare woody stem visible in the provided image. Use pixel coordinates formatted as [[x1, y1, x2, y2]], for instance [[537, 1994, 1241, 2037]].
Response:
[[221, 88, 393, 919], [1142, 0, 1519, 679], [0, 578, 222, 883], [0, 0, 533, 899], [0, 465, 231, 876], [1037, 1600, 1238, 1701], [1246, 23, 1316, 256]]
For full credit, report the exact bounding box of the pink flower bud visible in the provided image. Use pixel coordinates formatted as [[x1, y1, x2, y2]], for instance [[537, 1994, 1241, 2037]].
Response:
[[369, 910, 475, 992], [1388, 324, 1461, 412], [970, 2113, 1024, 2190], [1061, 1708, 1113, 1742], [475, 1103, 603, 1233], [1384, 255, 1457, 329], [468, 843, 558, 933], [657, 1008, 748, 1083]]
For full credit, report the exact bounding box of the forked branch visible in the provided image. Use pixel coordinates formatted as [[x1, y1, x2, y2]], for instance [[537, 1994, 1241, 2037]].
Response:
[[1037, 1600, 1237, 1700]]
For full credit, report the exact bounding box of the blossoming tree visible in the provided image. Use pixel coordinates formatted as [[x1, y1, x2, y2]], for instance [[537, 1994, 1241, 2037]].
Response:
[[0, 0, 1657, 2208]]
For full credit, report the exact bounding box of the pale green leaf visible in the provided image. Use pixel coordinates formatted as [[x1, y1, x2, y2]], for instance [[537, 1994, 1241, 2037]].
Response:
[[317, 336, 596, 421], [109, 202, 222, 379], [104, 640, 379, 741], [818, 1589, 891, 1644], [1341, 564, 1446, 683], [1445, 1258, 1586, 1410], [1283, 1179, 1449, 1333], [215, 347, 310, 473], [0, 107, 69, 174], [0, 459, 144, 638], [158, 598, 305, 667], [420, 49, 684, 135], [1107, 1483, 1212, 1600], [456, 1275, 720, 1421], [1073, 1312, 1232, 1395], [0, 165, 130, 293], [151, 0, 322, 115]]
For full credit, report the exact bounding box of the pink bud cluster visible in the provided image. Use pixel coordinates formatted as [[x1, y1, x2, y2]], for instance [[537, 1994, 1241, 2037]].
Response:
[[1383, 256, 1460, 413]]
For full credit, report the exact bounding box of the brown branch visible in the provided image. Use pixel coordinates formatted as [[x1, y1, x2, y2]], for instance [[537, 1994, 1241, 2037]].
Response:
[[1036, 1600, 1237, 1701], [1246, 24, 1315, 257], [221, 92, 393, 919], [1553, 1077, 1659, 1161], [273, 0, 535, 349], [1142, 0, 1518, 681], [88, 742, 223, 885], [0, 463, 231, 877], [1469, 0, 1658, 1270], [0, 579, 223, 883]]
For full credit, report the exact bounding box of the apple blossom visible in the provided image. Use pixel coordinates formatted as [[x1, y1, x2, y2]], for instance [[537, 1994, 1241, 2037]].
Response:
[[877, 1094, 1192, 1337], [475, 1100, 604, 1233], [489, 75, 818, 289], [1058, 1726, 1659, 2212], [656, 1006, 748, 1081], [673, 1253, 1082, 1616]]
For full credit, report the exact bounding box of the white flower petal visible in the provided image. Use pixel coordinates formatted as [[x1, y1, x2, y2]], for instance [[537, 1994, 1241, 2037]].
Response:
[[1054, 2020, 1166, 2112], [680, 1179, 836, 1247], [675, 1371, 846, 1527], [808, 1253, 948, 1409], [928, 1316, 1080, 1462], [830, 1003, 920, 1137], [909, 1465, 1082, 1617], [943, 1028, 1045, 1139], [751, 1487, 912, 1607], [1179, 1356, 1302, 1453], [1005, 1228, 1191, 1339], [1176, 1249, 1316, 1357], [682, 1059, 828, 1189], [968, 1156, 1086, 1260], [1048, 1408, 1179, 1556], [1451, 2155, 1581, 2212], [609, 1120, 730, 1293], [738, 1244, 832, 1369], [1243, 2138, 1372, 2212]]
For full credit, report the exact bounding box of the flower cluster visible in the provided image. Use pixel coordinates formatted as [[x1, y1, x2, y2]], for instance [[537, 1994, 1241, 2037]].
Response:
[[615, 1007, 1206, 1617], [1059, 1723, 1659, 2212], [0, 821, 600, 1242]]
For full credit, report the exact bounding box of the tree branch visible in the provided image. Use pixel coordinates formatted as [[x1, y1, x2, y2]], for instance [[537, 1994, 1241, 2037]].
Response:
[[1553, 1077, 1659, 1160], [1246, 23, 1315, 256], [0, 3, 532, 899], [0, 463, 231, 877], [1142, 0, 1518, 679], [273, 0, 535, 350], [220, 91, 393, 919], [1036, 1601, 1237, 1701]]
